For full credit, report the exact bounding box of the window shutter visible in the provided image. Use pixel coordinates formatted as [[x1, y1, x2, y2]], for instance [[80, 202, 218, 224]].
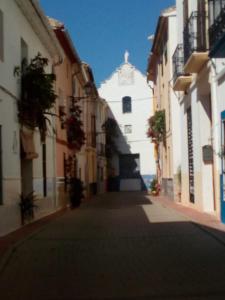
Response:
[[0, 10, 3, 61], [183, 0, 189, 26]]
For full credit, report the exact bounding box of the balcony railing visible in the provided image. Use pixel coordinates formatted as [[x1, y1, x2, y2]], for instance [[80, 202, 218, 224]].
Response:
[[173, 44, 185, 83], [97, 143, 105, 156], [91, 132, 96, 148], [183, 11, 207, 65], [172, 44, 192, 91], [209, 2, 225, 54]]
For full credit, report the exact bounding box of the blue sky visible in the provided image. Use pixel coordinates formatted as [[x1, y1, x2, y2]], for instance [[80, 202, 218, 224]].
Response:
[[40, 0, 175, 86]]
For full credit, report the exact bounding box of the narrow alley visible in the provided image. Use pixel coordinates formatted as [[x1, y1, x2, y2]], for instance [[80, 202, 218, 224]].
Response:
[[1, 192, 225, 300]]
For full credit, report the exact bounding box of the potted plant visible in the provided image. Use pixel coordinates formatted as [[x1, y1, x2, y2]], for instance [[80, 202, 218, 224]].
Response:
[[149, 178, 160, 196], [69, 178, 84, 208], [19, 191, 38, 225]]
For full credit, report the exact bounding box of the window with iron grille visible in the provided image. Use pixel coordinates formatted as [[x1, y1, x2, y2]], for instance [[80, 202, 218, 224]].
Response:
[[208, 0, 225, 52], [209, 0, 225, 25]]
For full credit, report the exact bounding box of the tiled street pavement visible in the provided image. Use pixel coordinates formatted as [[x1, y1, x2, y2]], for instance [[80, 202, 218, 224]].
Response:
[[1, 192, 225, 299]]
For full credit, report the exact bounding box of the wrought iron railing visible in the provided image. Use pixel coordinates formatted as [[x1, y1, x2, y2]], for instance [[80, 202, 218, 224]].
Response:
[[97, 143, 105, 156], [91, 132, 96, 148], [209, 3, 225, 50], [172, 44, 185, 83], [183, 11, 207, 65]]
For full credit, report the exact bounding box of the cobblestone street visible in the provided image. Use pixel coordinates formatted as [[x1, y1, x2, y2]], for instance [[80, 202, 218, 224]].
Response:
[[1, 192, 225, 299]]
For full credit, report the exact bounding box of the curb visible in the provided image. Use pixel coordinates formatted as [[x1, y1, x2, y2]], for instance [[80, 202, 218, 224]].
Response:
[[0, 224, 47, 275], [151, 196, 225, 247], [0, 207, 69, 275]]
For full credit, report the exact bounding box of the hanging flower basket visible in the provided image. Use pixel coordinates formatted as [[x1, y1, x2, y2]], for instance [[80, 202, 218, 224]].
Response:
[[15, 53, 57, 142]]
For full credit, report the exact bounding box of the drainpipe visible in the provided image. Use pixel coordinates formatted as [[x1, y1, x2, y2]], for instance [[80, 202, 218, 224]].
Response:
[[210, 58, 220, 214], [52, 56, 63, 209]]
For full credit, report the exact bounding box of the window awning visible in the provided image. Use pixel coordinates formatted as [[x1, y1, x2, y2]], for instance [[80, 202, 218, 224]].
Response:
[[20, 130, 38, 160]]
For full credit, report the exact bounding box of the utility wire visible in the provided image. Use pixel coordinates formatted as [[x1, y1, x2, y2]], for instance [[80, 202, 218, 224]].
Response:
[[106, 96, 154, 103], [123, 139, 151, 143]]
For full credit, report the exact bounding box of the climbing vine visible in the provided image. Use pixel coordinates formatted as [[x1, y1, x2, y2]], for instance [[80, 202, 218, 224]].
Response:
[[147, 110, 166, 144]]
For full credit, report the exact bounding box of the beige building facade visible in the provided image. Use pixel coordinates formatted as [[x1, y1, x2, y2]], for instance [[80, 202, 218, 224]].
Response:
[[147, 6, 181, 200]]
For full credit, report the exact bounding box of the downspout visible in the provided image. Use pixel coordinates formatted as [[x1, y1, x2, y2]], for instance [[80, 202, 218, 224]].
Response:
[[52, 56, 63, 209], [210, 58, 220, 214], [84, 95, 89, 199]]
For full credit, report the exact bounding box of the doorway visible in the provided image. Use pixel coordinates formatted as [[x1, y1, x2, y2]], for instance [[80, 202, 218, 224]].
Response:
[[119, 154, 141, 191]]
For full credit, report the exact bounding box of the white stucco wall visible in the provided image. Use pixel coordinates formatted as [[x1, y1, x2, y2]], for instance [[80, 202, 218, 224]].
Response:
[[175, 0, 216, 213], [98, 58, 156, 190], [212, 59, 225, 219], [0, 0, 58, 236]]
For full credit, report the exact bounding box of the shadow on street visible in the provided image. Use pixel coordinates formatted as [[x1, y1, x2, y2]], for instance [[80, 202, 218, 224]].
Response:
[[1, 192, 225, 299]]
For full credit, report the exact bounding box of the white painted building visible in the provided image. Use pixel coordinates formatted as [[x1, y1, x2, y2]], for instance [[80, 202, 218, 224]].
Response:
[[98, 52, 156, 191], [0, 0, 62, 236], [207, 0, 225, 223], [173, 0, 225, 222]]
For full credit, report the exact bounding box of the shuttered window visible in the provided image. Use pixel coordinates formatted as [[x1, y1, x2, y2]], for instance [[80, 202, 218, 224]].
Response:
[[42, 143, 47, 197], [183, 0, 189, 26], [197, 0, 206, 51], [187, 107, 195, 203]]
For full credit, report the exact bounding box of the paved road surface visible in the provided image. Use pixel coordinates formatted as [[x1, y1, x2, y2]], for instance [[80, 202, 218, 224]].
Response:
[[1, 192, 225, 299]]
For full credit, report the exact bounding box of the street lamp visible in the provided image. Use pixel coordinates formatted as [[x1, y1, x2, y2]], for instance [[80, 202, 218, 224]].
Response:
[[69, 83, 96, 102]]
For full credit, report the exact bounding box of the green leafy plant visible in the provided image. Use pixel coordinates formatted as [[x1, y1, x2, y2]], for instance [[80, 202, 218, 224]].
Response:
[[66, 98, 85, 150], [147, 110, 166, 144], [19, 191, 38, 225], [16, 53, 57, 142]]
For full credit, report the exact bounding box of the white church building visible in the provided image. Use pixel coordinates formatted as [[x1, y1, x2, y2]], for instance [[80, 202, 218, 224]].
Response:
[[98, 52, 155, 191]]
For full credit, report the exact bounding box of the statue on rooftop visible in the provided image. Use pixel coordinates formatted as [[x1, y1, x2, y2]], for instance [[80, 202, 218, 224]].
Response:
[[124, 50, 129, 63]]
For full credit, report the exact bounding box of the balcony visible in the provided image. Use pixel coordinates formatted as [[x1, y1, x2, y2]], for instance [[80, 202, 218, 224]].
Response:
[[172, 44, 192, 92], [183, 11, 208, 73], [209, 1, 225, 57], [97, 143, 105, 157]]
